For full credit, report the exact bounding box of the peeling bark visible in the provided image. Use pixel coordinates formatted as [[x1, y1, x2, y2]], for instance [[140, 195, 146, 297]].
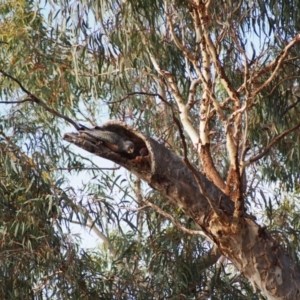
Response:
[[64, 120, 300, 300]]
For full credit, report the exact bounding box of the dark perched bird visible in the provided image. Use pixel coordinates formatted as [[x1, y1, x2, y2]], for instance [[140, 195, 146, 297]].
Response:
[[78, 124, 134, 154], [139, 147, 149, 156]]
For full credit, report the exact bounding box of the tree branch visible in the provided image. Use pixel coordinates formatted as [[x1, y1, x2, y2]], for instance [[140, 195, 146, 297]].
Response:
[[173, 115, 227, 220], [139, 29, 200, 149], [143, 198, 205, 236], [55, 166, 120, 171], [0, 69, 80, 130], [246, 121, 300, 165], [247, 33, 300, 96], [64, 120, 300, 298]]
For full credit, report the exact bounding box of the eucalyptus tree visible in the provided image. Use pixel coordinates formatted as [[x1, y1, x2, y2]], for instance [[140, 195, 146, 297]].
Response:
[[1, 0, 300, 299]]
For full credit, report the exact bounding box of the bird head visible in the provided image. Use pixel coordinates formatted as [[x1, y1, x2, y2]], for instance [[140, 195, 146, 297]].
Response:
[[124, 141, 135, 153]]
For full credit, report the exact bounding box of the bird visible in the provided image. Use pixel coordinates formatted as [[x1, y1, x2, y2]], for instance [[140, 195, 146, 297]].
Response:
[[139, 147, 149, 156], [78, 124, 135, 154]]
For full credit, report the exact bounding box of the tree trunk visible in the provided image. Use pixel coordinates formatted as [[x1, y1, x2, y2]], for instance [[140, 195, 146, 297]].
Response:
[[64, 120, 300, 300]]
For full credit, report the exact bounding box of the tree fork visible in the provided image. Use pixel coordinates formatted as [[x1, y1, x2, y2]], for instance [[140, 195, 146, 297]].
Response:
[[64, 120, 300, 299]]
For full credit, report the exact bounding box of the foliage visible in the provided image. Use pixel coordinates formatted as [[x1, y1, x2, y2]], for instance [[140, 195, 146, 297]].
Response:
[[0, 0, 300, 298]]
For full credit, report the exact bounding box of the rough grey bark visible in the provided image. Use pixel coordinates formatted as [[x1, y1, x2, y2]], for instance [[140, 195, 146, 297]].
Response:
[[64, 120, 300, 300]]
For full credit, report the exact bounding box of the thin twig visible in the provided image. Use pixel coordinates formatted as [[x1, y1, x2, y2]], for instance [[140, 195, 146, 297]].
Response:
[[105, 92, 168, 105], [118, 205, 149, 212], [0, 69, 80, 130], [246, 33, 300, 97], [281, 97, 300, 117], [143, 198, 205, 236], [32, 271, 64, 291], [246, 121, 300, 165], [56, 166, 120, 171]]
